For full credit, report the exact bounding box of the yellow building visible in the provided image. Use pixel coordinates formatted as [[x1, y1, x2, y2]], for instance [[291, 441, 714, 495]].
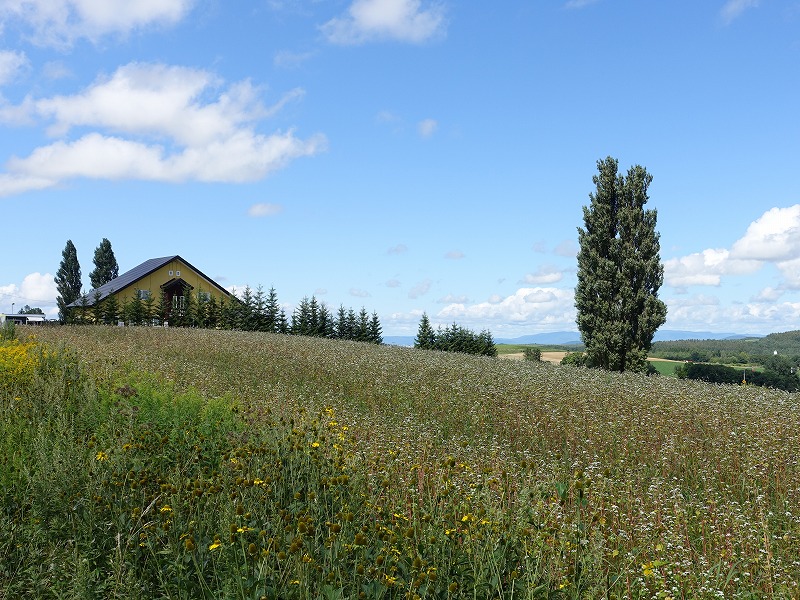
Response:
[[67, 255, 232, 321]]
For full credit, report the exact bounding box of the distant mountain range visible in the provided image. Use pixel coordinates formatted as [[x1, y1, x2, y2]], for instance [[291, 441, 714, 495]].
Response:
[[383, 330, 764, 347]]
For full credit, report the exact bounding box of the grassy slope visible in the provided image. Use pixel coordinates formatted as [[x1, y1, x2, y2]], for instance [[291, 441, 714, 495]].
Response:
[[11, 325, 800, 597]]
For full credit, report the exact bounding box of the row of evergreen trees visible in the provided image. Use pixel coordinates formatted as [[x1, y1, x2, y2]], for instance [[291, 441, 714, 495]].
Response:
[[74, 286, 383, 344], [413, 313, 497, 357]]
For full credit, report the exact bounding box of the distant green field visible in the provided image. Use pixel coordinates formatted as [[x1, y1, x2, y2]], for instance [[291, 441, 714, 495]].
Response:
[[495, 343, 579, 355], [649, 358, 679, 376]]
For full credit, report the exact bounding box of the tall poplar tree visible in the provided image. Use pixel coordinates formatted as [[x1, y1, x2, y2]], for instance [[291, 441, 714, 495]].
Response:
[[55, 240, 82, 323], [575, 157, 667, 372], [89, 238, 119, 289]]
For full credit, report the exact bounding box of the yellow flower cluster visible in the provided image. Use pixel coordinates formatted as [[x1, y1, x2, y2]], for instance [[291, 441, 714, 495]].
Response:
[[0, 340, 38, 390]]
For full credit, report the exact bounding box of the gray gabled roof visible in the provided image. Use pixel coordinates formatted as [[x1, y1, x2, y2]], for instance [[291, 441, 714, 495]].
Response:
[[67, 255, 231, 308]]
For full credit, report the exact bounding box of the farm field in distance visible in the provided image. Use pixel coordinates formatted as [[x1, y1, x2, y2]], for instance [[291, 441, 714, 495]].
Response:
[[3, 325, 800, 598], [497, 345, 683, 375]]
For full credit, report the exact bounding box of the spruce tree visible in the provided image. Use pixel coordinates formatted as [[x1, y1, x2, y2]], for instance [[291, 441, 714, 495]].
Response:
[[55, 239, 82, 323], [265, 287, 280, 333], [357, 307, 370, 342], [368, 311, 383, 344], [89, 238, 119, 289], [335, 305, 349, 339], [205, 295, 219, 328], [92, 291, 104, 324], [575, 157, 667, 372], [253, 286, 267, 331], [142, 291, 156, 325], [102, 291, 119, 325], [277, 308, 289, 334], [125, 292, 145, 326], [414, 313, 436, 349]]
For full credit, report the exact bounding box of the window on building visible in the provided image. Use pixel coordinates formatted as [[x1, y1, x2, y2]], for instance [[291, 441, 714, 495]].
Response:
[[138, 289, 151, 300], [198, 291, 211, 303], [172, 295, 186, 314]]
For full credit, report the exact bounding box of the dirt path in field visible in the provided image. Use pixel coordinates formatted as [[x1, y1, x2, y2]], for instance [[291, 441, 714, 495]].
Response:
[[501, 351, 567, 364], [502, 353, 683, 366]]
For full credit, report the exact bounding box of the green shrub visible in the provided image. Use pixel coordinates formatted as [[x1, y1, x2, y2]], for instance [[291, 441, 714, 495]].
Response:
[[523, 347, 541, 361], [560, 351, 586, 367]]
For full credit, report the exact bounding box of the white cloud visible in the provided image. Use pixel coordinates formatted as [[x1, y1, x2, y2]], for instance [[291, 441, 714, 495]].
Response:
[[0, 62, 326, 196], [730, 205, 800, 262], [0, 50, 28, 85], [665, 292, 800, 334], [321, 0, 446, 45], [408, 278, 431, 299], [753, 286, 783, 302], [554, 239, 578, 257], [521, 265, 563, 285], [350, 288, 371, 298], [444, 250, 464, 260], [0, 0, 193, 48], [386, 278, 401, 288], [387, 243, 408, 255], [437, 293, 468, 304], [274, 50, 314, 69], [0, 272, 58, 317], [664, 206, 800, 289], [418, 118, 437, 138], [438, 286, 575, 327], [43, 60, 72, 80], [248, 203, 283, 217], [720, 0, 759, 25]]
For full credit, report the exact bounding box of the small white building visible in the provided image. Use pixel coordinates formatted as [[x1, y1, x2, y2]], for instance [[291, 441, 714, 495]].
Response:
[[0, 313, 48, 325]]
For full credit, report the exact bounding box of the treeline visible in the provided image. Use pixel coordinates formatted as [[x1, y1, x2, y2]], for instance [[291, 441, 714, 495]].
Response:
[[413, 313, 497, 357], [651, 331, 800, 367], [675, 361, 799, 392], [73, 286, 383, 344]]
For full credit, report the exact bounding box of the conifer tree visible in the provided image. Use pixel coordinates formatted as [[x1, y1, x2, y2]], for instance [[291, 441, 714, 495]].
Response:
[[346, 309, 357, 340], [125, 292, 145, 325], [206, 295, 219, 328], [92, 291, 104, 324], [309, 296, 320, 335], [318, 302, 334, 338], [89, 238, 119, 289], [142, 291, 156, 325], [277, 308, 289, 334], [253, 286, 267, 331], [157, 290, 169, 325], [335, 305, 349, 339], [240, 286, 255, 330], [368, 311, 383, 344], [291, 297, 311, 335], [265, 287, 280, 333], [575, 157, 667, 372], [357, 307, 370, 341], [414, 313, 436, 349], [55, 239, 82, 323], [77, 292, 90, 324], [102, 291, 119, 325]]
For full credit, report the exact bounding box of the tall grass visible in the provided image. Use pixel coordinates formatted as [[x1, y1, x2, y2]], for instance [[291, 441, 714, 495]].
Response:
[[4, 325, 800, 598]]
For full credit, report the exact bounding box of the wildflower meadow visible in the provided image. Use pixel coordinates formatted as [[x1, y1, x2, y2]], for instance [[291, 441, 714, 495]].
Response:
[[2, 325, 800, 598]]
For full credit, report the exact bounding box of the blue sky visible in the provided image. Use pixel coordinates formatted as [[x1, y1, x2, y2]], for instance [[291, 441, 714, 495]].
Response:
[[1, 0, 799, 338]]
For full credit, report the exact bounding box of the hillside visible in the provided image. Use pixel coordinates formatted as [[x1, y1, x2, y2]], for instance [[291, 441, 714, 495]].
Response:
[[651, 329, 800, 363], [7, 325, 800, 597]]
